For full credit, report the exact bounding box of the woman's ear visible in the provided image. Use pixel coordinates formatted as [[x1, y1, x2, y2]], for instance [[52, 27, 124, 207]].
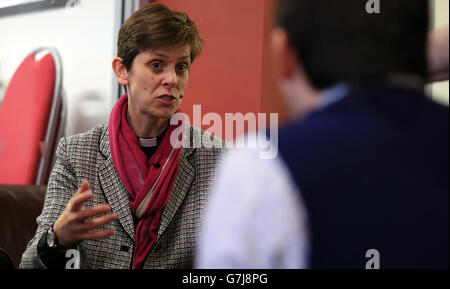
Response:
[[112, 57, 129, 86]]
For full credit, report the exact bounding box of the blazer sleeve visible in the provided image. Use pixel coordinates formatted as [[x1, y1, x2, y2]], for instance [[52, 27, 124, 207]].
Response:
[[19, 137, 78, 269]]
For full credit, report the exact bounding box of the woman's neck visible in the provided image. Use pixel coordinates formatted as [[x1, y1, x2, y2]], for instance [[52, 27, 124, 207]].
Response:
[[126, 108, 169, 138]]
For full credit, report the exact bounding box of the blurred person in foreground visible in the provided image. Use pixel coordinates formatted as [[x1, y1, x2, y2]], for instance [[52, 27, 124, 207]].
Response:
[[21, 3, 223, 269], [197, 0, 448, 268]]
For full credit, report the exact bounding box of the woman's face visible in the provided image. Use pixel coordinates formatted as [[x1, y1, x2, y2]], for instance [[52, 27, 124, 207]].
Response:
[[126, 45, 191, 120]]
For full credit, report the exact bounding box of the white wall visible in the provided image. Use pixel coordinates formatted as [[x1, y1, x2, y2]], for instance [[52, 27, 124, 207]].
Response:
[[0, 0, 123, 136]]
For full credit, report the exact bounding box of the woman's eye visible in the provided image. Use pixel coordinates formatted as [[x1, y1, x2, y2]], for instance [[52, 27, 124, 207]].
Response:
[[151, 62, 162, 69], [150, 61, 163, 71], [177, 64, 188, 72]]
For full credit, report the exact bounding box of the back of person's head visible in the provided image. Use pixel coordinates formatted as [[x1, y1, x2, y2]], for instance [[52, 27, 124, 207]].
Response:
[[275, 0, 429, 89]]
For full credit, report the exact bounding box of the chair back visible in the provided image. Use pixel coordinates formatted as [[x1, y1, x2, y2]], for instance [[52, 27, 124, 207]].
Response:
[[0, 47, 64, 185]]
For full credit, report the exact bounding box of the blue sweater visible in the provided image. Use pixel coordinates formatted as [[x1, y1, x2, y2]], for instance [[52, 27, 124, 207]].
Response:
[[278, 85, 449, 268]]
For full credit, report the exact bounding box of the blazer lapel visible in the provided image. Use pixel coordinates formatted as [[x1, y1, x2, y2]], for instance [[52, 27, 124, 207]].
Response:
[[96, 123, 196, 243], [157, 124, 195, 240], [98, 127, 135, 241]]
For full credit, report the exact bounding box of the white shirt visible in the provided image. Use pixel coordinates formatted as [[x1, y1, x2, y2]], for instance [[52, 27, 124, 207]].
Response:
[[195, 147, 310, 268]]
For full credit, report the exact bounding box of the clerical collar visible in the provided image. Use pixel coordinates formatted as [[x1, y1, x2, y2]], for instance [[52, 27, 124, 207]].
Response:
[[139, 137, 158, 148], [138, 129, 167, 148]]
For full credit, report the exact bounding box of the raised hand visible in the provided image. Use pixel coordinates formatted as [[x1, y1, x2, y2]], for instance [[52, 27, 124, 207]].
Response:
[[53, 180, 117, 248]]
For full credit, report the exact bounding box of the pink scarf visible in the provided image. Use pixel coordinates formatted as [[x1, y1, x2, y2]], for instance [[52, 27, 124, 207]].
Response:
[[109, 94, 184, 269]]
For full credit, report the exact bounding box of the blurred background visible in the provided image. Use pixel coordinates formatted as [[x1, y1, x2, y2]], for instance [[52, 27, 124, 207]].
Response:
[[0, 0, 448, 137]]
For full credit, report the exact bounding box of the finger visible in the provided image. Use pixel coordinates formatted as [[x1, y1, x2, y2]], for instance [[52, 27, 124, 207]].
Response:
[[76, 204, 112, 221], [78, 229, 115, 241], [78, 213, 117, 231], [76, 179, 90, 194], [69, 190, 94, 212]]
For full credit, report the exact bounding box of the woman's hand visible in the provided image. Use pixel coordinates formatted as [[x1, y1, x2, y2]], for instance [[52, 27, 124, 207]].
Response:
[[53, 180, 117, 248]]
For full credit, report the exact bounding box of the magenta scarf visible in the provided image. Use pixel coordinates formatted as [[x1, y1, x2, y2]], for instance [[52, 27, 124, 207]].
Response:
[[109, 94, 184, 269]]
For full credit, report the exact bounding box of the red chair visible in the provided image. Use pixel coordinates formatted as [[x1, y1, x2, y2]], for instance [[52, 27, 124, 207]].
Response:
[[0, 47, 65, 185]]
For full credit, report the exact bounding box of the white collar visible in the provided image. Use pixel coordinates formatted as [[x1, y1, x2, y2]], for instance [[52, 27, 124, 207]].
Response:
[[138, 137, 158, 148]]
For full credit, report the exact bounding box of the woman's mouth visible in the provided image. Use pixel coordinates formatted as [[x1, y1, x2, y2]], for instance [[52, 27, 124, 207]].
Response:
[[157, 94, 177, 105]]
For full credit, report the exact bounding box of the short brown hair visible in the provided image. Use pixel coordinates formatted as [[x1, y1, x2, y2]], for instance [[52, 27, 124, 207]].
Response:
[[117, 3, 202, 70]]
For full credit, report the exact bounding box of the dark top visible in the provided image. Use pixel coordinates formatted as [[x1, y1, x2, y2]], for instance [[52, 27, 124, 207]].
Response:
[[139, 130, 166, 160], [278, 84, 449, 268]]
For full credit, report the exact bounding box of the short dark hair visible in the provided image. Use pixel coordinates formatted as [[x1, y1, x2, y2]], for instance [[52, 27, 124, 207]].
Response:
[[118, 3, 202, 70], [275, 0, 429, 89]]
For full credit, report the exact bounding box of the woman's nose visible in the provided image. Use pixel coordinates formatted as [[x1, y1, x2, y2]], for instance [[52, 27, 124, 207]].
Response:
[[162, 69, 177, 88]]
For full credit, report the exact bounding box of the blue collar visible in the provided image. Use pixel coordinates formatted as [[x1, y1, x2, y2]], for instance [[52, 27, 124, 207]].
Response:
[[319, 83, 350, 110]]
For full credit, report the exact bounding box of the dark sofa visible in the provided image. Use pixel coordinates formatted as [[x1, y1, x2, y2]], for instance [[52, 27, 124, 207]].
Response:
[[0, 184, 46, 269]]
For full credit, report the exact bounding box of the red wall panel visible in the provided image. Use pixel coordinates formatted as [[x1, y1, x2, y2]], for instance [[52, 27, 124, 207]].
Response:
[[153, 0, 285, 141]]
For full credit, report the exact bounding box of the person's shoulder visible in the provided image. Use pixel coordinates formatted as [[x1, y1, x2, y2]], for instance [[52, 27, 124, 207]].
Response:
[[187, 124, 227, 149], [217, 139, 290, 188], [63, 123, 107, 151], [211, 140, 305, 218], [181, 124, 228, 171], [221, 146, 280, 174]]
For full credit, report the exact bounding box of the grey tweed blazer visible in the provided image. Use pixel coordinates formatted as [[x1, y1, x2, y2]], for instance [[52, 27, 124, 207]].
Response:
[[20, 123, 224, 269]]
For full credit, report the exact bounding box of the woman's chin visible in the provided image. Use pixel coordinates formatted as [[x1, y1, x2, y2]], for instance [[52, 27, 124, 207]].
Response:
[[146, 108, 178, 120]]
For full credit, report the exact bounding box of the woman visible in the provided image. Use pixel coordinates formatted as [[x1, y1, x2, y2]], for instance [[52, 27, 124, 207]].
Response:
[[21, 3, 223, 269]]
